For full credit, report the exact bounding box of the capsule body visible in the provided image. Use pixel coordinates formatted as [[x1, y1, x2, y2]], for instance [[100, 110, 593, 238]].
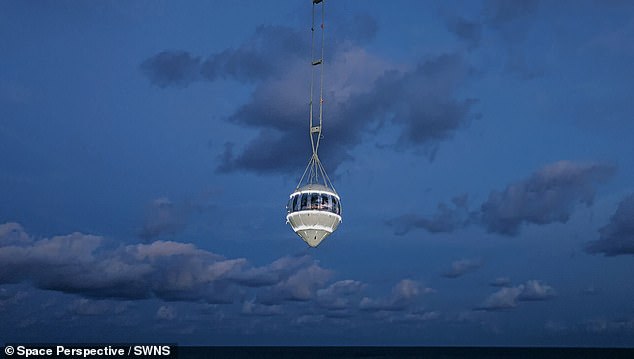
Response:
[[286, 184, 342, 247]]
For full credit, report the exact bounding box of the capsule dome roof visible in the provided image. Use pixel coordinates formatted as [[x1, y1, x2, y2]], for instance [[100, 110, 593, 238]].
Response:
[[294, 183, 338, 195]]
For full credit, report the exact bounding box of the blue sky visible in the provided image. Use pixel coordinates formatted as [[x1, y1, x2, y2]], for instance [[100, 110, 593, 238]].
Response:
[[1, 0, 633, 346]]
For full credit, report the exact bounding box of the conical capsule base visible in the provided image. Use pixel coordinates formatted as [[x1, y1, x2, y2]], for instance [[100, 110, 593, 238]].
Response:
[[296, 228, 332, 248]]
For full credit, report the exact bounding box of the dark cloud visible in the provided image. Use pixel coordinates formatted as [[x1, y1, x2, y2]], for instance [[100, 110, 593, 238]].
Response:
[[476, 280, 555, 311], [446, 16, 482, 49], [0, 223, 334, 305], [389, 161, 615, 237], [479, 161, 616, 235], [442, 258, 483, 279], [68, 298, 129, 317], [444, 0, 543, 78], [0, 287, 28, 309], [360, 279, 434, 312], [142, 19, 475, 174], [484, 0, 541, 27], [387, 194, 471, 235], [399, 310, 441, 323], [141, 25, 306, 88], [444, 0, 540, 46], [141, 18, 378, 89], [219, 50, 475, 174], [140, 51, 202, 88], [483, 0, 544, 79], [585, 194, 634, 256]]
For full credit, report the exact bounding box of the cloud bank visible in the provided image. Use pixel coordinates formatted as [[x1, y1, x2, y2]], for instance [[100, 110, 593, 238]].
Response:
[[390, 160, 616, 236], [360, 279, 434, 312], [479, 160, 615, 235], [477, 280, 555, 311], [0, 222, 336, 305]]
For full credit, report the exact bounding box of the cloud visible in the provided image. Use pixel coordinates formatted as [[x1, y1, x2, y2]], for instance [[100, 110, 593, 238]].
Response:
[[68, 298, 129, 317], [477, 280, 555, 311], [140, 18, 378, 89], [141, 25, 306, 87], [388, 194, 471, 235], [294, 314, 324, 325], [389, 161, 615, 236], [219, 50, 475, 174], [360, 279, 434, 312], [443, 1, 541, 47], [484, 0, 541, 27], [0, 222, 31, 245], [480, 161, 616, 235], [446, 16, 482, 49], [583, 317, 634, 333], [585, 194, 634, 256], [0, 288, 28, 310], [316, 280, 365, 310], [142, 19, 476, 174], [490, 277, 512, 287], [137, 193, 216, 242], [241, 299, 283, 317], [401, 310, 441, 322], [518, 280, 556, 301], [233, 255, 313, 288], [442, 258, 483, 279], [444, 0, 543, 78], [140, 51, 203, 88], [138, 198, 188, 241], [478, 286, 523, 311], [156, 305, 176, 320], [0, 223, 332, 305], [544, 320, 568, 333], [258, 263, 333, 304]]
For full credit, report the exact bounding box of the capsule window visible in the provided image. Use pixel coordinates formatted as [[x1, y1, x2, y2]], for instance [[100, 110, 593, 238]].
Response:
[[310, 193, 321, 210], [321, 194, 331, 211], [300, 193, 308, 210], [332, 197, 340, 215]]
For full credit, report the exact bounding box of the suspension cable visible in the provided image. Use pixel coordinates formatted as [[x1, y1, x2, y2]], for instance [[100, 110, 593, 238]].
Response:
[[297, 0, 336, 193]]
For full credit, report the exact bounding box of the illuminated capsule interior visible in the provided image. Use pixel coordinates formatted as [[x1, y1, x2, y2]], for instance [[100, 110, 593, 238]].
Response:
[[286, 184, 342, 247]]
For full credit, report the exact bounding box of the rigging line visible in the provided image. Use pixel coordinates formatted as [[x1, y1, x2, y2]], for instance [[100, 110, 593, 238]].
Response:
[[296, 155, 314, 189], [309, 1, 316, 156], [316, 1, 325, 155]]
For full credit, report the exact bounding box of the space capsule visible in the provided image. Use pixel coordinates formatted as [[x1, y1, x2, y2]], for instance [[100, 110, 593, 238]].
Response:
[[286, 183, 341, 247]]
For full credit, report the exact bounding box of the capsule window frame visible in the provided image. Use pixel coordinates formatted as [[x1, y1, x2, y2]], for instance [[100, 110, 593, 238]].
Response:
[[288, 191, 342, 215], [292, 195, 299, 212]]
